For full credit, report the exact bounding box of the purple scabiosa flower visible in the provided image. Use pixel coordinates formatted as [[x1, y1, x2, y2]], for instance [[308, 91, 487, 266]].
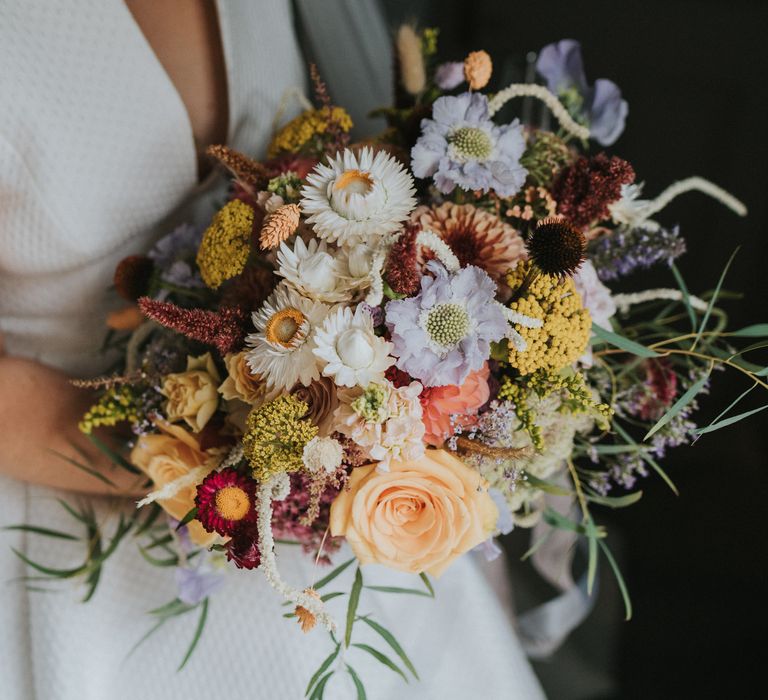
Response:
[[149, 223, 205, 292], [435, 61, 465, 90], [385, 261, 507, 387], [411, 93, 527, 197], [536, 39, 628, 146]]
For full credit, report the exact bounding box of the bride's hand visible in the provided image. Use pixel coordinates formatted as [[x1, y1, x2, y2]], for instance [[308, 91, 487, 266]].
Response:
[[0, 349, 147, 496]]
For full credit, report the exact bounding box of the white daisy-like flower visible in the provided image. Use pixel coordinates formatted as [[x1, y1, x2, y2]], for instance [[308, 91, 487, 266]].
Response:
[[313, 305, 395, 388], [302, 436, 344, 473], [300, 147, 417, 245], [276, 237, 364, 303], [245, 282, 330, 391]]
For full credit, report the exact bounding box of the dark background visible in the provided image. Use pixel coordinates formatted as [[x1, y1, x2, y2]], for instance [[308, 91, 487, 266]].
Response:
[[378, 2, 768, 697]]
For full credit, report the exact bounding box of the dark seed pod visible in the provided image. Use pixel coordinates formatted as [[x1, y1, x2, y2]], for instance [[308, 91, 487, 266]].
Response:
[[526, 216, 586, 278]]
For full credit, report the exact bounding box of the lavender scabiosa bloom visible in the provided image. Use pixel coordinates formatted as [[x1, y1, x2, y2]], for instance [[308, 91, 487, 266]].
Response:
[[149, 223, 205, 292], [411, 93, 527, 197], [536, 39, 628, 146], [435, 61, 465, 90], [385, 261, 507, 387], [588, 225, 686, 281]]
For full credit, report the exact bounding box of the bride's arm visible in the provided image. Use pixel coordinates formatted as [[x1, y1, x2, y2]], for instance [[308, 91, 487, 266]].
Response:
[[0, 343, 146, 496]]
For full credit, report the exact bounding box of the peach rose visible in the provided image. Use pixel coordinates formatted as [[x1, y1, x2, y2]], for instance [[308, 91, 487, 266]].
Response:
[[162, 353, 221, 432], [421, 364, 490, 446], [219, 351, 270, 405], [130, 421, 217, 547], [330, 449, 497, 576]]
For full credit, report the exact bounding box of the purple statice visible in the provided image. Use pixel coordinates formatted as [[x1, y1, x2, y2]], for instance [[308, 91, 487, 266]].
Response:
[[536, 39, 628, 146], [435, 61, 465, 90], [588, 225, 686, 281], [411, 93, 527, 197], [385, 261, 507, 387], [589, 453, 649, 495], [148, 223, 205, 292]]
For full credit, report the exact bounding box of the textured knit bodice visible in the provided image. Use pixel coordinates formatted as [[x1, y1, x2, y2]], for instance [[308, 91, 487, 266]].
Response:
[[0, 3, 545, 698]]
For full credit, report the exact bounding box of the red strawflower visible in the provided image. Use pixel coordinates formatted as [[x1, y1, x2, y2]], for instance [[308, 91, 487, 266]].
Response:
[[551, 153, 635, 230], [138, 298, 247, 355], [224, 523, 262, 570], [195, 467, 258, 536]]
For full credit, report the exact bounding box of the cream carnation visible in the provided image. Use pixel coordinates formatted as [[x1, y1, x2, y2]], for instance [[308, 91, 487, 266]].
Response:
[[300, 147, 416, 245], [302, 436, 344, 473], [313, 305, 395, 388]]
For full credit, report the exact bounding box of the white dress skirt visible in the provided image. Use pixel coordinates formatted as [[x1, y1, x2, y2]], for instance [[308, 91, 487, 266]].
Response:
[[0, 1, 546, 697]]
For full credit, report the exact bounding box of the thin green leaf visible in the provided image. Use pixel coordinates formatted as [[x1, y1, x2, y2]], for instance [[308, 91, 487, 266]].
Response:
[[364, 585, 432, 597], [586, 526, 598, 595], [56, 499, 91, 525], [308, 672, 334, 700], [542, 508, 605, 537], [305, 644, 340, 697], [314, 557, 355, 591], [351, 644, 408, 683], [644, 369, 711, 441], [598, 539, 632, 620], [586, 491, 643, 508], [138, 545, 178, 567], [48, 450, 117, 488], [148, 598, 196, 618], [2, 525, 78, 541], [346, 664, 367, 700], [728, 323, 768, 338], [359, 617, 419, 680], [591, 324, 659, 358], [583, 443, 650, 456], [86, 433, 141, 474], [524, 473, 572, 496], [694, 403, 768, 435], [419, 572, 435, 598], [670, 262, 697, 330], [694, 383, 757, 441], [613, 422, 678, 495], [345, 568, 363, 648], [11, 548, 85, 578], [134, 503, 163, 537], [177, 598, 209, 671], [175, 507, 198, 530], [691, 247, 739, 351], [521, 531, 552, 561], [127, 618, 167, 659]]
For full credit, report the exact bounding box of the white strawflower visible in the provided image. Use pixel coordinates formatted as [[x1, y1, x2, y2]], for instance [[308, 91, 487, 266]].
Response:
[[302, 436, 344, 473], [245, 282, 330, 391], [300, 147, 417, 245], [313, 305, 395, 388]]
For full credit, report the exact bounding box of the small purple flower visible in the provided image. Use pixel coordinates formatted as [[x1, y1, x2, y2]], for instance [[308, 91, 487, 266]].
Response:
[[536, 39, 628, 146], [435, 61, 465, 90], [411, 93, 527, 197], [149, 223, 205, 292], [385, 261, 507, 387], [175, 561, 225, 605], [474, 537, 503, 562]]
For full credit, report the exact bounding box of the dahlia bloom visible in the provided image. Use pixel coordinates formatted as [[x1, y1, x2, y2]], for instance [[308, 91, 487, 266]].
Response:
[[385, 262, 507, 387], [421, 364, 490, 446], [536, 39, 628, 147], [411, 93, 527, 197]]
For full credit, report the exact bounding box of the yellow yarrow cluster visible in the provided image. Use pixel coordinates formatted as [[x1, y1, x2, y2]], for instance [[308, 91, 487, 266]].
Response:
[[79, 386, 140, 434], [242, 395, 318, 481], [267, 107, 353, 158], [506, 261, 591, 375], [196, 200, 254, 289]]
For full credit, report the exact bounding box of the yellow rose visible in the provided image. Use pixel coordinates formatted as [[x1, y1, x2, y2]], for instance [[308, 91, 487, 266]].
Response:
[[218, 352, 270, 405], [162, 353, 221, 432], [330, 449, 498, 577], [130, 421, 217, 547]]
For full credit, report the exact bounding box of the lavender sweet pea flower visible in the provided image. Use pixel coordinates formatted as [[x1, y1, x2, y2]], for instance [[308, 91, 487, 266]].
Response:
[[411, 93, 527, 197], [385, 261, 507, 387], [435, 61, 465, 90], [175, 561, 226, 605], [536, 39, 628, 146]]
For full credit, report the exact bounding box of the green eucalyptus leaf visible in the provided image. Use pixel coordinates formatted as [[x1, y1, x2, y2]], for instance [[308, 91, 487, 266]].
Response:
[[643, 370, 711, 441], [177, 598, 209, 671], [345, 568, 363, 647], [346, 664, 367, 700], [591, 324, 659, 358], [305, 644, 340, 697], [359, 617, 419, 680], [2, 525, 79, 541], [314, 557, 355, 591], [351, 643, 409, 683]]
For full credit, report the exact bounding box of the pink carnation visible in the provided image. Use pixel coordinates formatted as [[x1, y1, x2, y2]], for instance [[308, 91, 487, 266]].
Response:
[[420, 364, 490, 446]]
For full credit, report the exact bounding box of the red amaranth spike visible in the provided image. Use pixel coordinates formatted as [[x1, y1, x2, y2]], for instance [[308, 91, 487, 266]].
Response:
[[138, 297, 247, 355], [385, 224, 422, 295]]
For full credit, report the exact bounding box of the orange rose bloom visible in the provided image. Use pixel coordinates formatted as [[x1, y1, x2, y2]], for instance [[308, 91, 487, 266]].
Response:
[[330, 449, 497, 577], [421, 364, 490, 446]]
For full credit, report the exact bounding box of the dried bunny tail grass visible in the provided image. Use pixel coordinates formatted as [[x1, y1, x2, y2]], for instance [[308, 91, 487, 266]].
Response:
[[206, 145, 267, 187], [136, 465, 212, 509], [415, 230, 461, 272], [642, 176, 747, 220], [259, 204, 301, 250], [488, 84, 590, 140], [257, 477, 337, 633], [396, 25, 426, 95], [612, 288, 708, 314], [453, 436, 531, 460]]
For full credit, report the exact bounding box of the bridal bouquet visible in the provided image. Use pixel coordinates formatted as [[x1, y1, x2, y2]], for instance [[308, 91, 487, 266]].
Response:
[[14, 26, 767, 696]]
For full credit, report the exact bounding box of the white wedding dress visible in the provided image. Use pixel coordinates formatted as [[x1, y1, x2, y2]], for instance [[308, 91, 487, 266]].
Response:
[[0, 2, 545, 698]]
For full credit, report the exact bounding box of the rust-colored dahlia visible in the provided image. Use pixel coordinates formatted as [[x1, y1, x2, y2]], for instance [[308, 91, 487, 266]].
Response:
[[195, 467, 258, 537], [411, 202, 526, 281]]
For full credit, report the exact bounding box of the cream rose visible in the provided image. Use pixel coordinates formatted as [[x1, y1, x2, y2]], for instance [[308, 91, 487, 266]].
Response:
[[130, 421, 217, 547], [330, 449, 498, 576], [162, 353, 221, 432]]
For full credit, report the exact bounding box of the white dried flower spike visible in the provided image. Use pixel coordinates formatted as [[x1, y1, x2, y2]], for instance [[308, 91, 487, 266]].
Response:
[[302, 436, 344, 474], [416, 230, 461, 272]]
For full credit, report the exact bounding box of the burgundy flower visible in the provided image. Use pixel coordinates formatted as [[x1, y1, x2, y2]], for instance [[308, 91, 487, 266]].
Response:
[[552, 153, 635, 230], [224, 523, 262, 570], [384, 223, 421, 296], [195, 467, 258, 536]]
